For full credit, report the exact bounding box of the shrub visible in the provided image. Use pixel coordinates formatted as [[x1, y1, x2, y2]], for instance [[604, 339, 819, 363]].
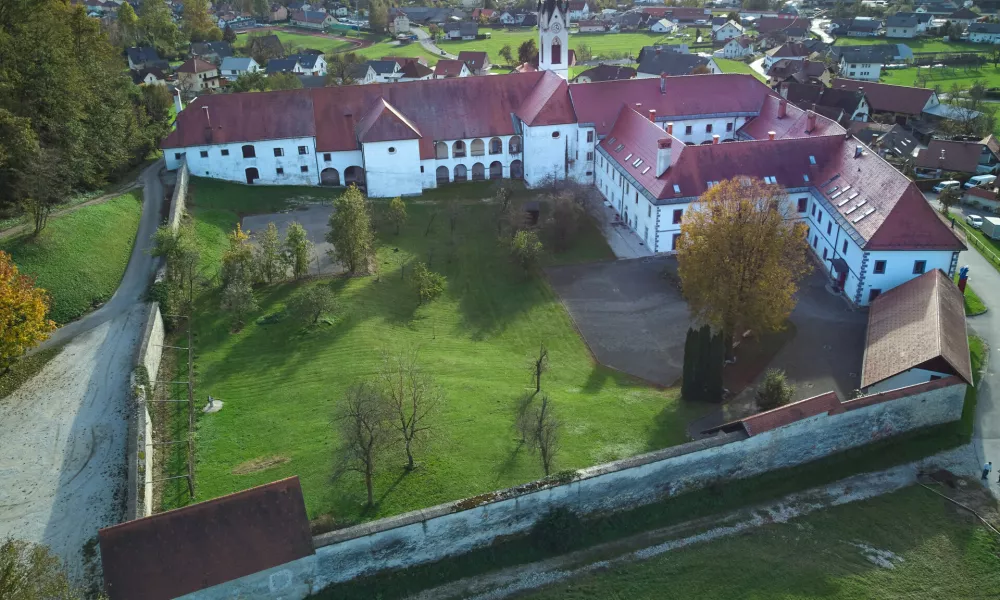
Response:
[[530, 507, 583, 553], [756, 368, 794, 411]]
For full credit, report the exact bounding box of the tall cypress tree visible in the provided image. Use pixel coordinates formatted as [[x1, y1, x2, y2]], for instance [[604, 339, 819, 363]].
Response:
[[704, 330, 725, 402], [681, 327, 695, 399]]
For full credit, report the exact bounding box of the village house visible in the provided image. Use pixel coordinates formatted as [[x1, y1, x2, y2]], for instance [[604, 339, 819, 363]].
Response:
[[830, 17, 882, 37], [444, 22, 479, 40], [781, 82, 870, 123], [946, 6, 980, 27], [884, 14, 919, 38], [457, 51, 491, 75], [573, 64, 637, 83], [393, 58, 435, 82], [968, 22, 1000, 43], [763, 41, 813, 69], [715, 36, 755, 59], [712, 20, 745, 41], [767, 59, 831, 86], [576, 19, 606, 32], [266, 58, 304, 75], [346, 62, 377, 85], [636, 46, 720, 77], [163, 0, 964, 308], [219, 57, 261, 81], [176, 58, 221, 95], [832, 78, 939, 124], [290, 9, 336, 29], [649, 18, 677, 33], [126, 46, 166, 71], [434, 59, 471, 79], [266, 3, 288, 22], [913, 136, 1000, 177], [755, 17, 812, 42], [854, 124, 919, 159], [131, 67, 166, 86], [892, 12, 933, 33], [190, 41, 233, 64], [289, 53, 327, 77], [389, 15, 410, 34], [838, 47, 885, 81], [567, 0, 591, 20]]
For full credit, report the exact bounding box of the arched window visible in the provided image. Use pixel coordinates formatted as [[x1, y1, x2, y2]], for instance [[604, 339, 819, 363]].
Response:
[[489, 137, 503, 155], [452, 140, 466, 158], [510, 160, 523, 179], [471, 162, 485, 181], [435, 141, 448, 159], [242, 144, 256, 158], [454, 164, 467, 182], [470, 139, 485, 156], [551, 38, 562, 65], [489, 161, 503, 180], [436, 165, 449, 185], [245, 167, 259, 184], [509, 136, 522, 154]]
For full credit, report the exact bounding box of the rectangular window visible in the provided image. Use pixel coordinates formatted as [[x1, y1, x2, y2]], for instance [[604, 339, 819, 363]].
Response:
[[868, 288, 881, 302], [673, 209, 683, 224], [324, 153, 331, 161], [818, 212, 823, 224], [811, 204, 816, 216], [842, 240, 848, 254], [826, 222, 832, 235], [685, 125, 693, 135], [726, 122, 733, 132], [648, 205, 652, 217], [276, 167, 284, 175], [174, 152, 183, 160], [300, 165, 309, 173], [586, 152, 594, 161], [797, 198, 807, 213], [813, 236, 818, 248], [298, 146, 308, 155], [705, 124, 713, 133], [873, 260, 886, 274], [199, 150, 208, 158], [587, 130, 594, 142], [913, 260, 926, 275], [823, 248, 828, 260], [221, 149, 230, 156], [274, 148, 284, 157], [672, 233, 681, 250]]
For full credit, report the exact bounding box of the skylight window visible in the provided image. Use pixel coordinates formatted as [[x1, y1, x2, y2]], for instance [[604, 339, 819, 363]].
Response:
[[673, 184, 681, 194], [809, 155, 817, 165], [847, 191, 860, 200], [830, 190, 844, 199], [633, 158, 644, 168], [608, 137, 617, 145], [625, 153, 633, 161], [826, 185, 839, 194], [615, 144, 624, 152], [642, 166, 650, 174], [852, 207, 876, 223], [803, 174, 810, 182], [763, 176, 777, 184]]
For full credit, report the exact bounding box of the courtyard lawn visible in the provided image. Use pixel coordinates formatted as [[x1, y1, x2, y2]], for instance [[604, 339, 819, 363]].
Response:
[[0, 191, 143, 324], [833, 36, 996, 54], [716, 57, 766, 82], [523, 485, 1000, 600], [961, 279, 987, 315], [880, 64, 1000, 89], [162, 179, 705, 524]]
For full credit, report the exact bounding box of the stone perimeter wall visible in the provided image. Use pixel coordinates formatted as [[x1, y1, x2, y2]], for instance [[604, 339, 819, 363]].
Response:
[[125, 162, 188, 520], [180, 377, 966, 600]]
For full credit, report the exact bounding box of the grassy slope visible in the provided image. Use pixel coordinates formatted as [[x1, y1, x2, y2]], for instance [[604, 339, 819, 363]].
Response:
[[166, 179, 706, 524], [0, 191, 143, 324], [716, 57, 766, 82], [881, 65, 1000, 89], [236, 30, 355, 55], [524, 486, 1000, 600]]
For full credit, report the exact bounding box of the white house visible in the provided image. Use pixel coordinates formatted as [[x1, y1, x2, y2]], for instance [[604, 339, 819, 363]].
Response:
[[335, 6, 349, 17], [567, 0, 590, 20], [715, 37, 755, 59], [650, 18, 676, 33], [839, 49, 883, 81], [390, 15, 410, 34], [220, 57, 262, 81], [712, 20, 744, 41], [433, 59, 471, 79], [968, 22, 1000, 43], [763, 42, 811, 69], [290, 54, 327, 77], [577, 19, 606, 32], [444, 22, 479, 40], [347, 63, 377, 84], [290, 9, 337, 29], [176, 58, 221, 95], [884, 14, 919, 38]]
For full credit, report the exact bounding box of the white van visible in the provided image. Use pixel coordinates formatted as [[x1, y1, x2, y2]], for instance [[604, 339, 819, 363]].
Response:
[[932, 180, 961, 193], [964, 174, 996, 189]]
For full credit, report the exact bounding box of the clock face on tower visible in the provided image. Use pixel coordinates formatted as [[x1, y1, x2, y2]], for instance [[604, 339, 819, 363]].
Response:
[[551, 21, 562, 32]]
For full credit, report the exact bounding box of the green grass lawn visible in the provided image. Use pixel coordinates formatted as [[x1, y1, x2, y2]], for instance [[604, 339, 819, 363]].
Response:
[[833, 36, 996, 54], [354, 38, 442, 64], [236, 30, 356, 55], [881, 64, 1000, 89], [716, 57, 766, 82], [523, 485, 1000, 600], [161, 179, 707, 525], [432, 29, 690, 63], [0, 191, 143, 324], [960, 278, 987, 315]]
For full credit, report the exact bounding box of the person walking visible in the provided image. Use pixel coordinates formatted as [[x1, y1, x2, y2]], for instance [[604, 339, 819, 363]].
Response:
[[983, 461, 992, 481]]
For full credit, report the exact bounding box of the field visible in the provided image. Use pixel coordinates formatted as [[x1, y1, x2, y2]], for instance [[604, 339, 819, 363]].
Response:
[[158, 179, 709, 524], [881, 64, 1000, 89], [236, 29, 357, 55], [354, 38, 441, 64], [833, 36, 996, 54], [715, 57, 766, 82], [524, 485, 1000, 599], [0, 191, 143, 324]]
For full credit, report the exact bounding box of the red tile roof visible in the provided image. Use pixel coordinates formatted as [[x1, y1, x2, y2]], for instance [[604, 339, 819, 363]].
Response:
[[457, 50, 489, 71], [600, 106, 963, 250], [516, 71, 576, 126], [862, 269, 972, 388], [569, 74, 773, 136], [164, 72, 575, 160], [382, 55, 427, 67], [356, 97, 422, 143], [176, 57, 217, 74], [433, 59, 467, 78], [832, 78, 934, 115], [99, 478, 312, 600], [739, 95, 844, 140], [914, 139, 985, 172], [755, 16, 811, 34], [741, 392, 840, 435]]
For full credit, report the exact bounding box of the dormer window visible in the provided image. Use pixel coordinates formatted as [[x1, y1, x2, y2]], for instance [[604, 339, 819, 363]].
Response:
[[625, 153, 633, 161], [673, 184, 681, 194], [615, 144, 624, 152], [809, 155, 816, 165], [642, 166, 650, 174], [633, 158, 643, 168], [803, 174, 810, 182], [763, 176, 777, 184]]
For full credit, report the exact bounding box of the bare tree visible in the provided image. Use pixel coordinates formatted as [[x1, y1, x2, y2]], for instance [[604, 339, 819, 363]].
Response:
[[335, 382, 392, 506], [528, 394, 559, 475], [531, 343, 549, 394], [378, 350, 440, 470]]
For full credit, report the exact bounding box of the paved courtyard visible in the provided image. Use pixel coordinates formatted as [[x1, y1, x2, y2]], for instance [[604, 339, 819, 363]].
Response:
[[546, 256, 691, 386], [241, 204, 341, 276]]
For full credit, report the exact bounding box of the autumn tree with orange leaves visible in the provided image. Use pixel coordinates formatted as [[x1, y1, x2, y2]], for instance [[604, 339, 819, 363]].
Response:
[[676, 178, 811, 347], [0, 251, 56, 374]]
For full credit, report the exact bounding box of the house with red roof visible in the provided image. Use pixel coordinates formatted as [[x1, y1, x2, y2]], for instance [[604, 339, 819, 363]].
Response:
[[175, 58, 221, 95], [457, 51, 492, 75], [433, 59, 471, 79], [715, 36, 755, 59]]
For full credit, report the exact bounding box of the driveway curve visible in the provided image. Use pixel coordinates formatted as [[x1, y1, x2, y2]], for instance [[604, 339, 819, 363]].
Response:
[[0, 160, 165, 585], [414, 26, 456, 59]]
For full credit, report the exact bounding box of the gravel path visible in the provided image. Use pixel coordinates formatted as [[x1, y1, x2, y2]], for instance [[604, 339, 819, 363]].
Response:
[[0, 160, 165, 584]]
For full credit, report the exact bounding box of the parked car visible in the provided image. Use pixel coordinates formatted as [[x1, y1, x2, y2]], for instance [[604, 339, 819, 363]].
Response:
[[967, 214, 984, 228], [964, 174, 996, 189], [932, 180, 960, 193]]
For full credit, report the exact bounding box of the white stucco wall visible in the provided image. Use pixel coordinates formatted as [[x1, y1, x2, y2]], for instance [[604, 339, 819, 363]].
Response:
[[522, 123, 577, 186], [315, 149, 364, 187], [362, 139, 422, 197], [429, 135, 521, 185], [866, 368, 953, 394], [169, 136, 320, 186], [857, 250, 955, 305]]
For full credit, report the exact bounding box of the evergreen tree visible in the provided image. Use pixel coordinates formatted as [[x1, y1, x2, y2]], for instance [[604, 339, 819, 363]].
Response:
[[681, 327, 696, 400]]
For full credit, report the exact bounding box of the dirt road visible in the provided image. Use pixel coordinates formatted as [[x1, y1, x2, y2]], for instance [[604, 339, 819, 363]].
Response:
[[0, 160, 165, 584]]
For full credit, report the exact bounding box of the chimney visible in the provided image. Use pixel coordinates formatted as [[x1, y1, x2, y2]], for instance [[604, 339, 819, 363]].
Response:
[[768, 131, 776, 140], [854, 145, 864, 158], [660, 73, 667, 94], [666, 122, 673, 135], [805, 110, 817, 133], [202, 106, 211, 129], [712, 134, 720, 144], [648, 109, 656, 122], [777, 98, 787, 118], [635, 103, 642, 114], [656, 138, 672, 177], [174, 88, 184, 114]]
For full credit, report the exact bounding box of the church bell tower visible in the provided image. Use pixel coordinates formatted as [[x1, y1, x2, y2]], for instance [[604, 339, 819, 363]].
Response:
[[538, 0, 569, 80]]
